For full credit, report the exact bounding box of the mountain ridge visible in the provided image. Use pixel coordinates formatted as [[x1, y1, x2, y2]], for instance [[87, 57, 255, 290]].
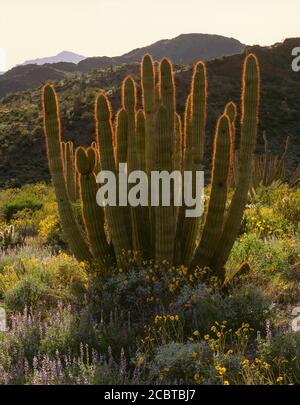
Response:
[[0, 33, 245, 97]]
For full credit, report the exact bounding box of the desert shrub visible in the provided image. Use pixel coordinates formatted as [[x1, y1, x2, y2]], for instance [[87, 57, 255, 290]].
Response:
[[224, 284, 270, 332], [4, 275, 49, 312], [149, 341, 215, 384], [243, 206, 292, 237], [237, 332, 300, 385], [274, 188, 300, 225], [0, 252, 88, 311], [251, 184, 300, 230], [0, 184, 64, 247], [227, 233, 300, 303], [171, 283, 269, 336], [228, 233, 298, 278], [95, 263, 191, 323], [147, 325, 251, 385], [38, 211, 63, 247], [0, 185, 43, 222], [171, 284, 226, 335], [9, 208, 35, 239], [258, 331, 300, 366], [3, 199, 42, 223]]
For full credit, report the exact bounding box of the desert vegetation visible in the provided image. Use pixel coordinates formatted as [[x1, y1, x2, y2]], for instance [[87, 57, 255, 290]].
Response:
[[0, 53, 299, 385]]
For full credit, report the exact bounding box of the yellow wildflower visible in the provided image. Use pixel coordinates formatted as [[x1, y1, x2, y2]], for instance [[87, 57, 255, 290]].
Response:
[[194, 373, 201, 385]]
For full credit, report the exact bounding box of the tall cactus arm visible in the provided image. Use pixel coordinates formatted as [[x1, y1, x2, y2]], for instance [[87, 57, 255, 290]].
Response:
[[136, 110, 147, 172], [159, 58, 175, 152], [122, 76, 137, 174], [42, 84, 92, 263], [224, 101, 237, 185], [141, 54, 156, 175], [122, 76, 139, 253], [95, 94, 132, 267], [190, 114, 232, 272], [76, 146, 113, 269], [191, 61, 207, 167], [174, 94, 192, 265], [210, 54, 260, 273], [135, 109, 151, 258], [155, 106, 175, 264], [65, 141, 77, 202], [181, 62, 207, 266], [173, 113, 183, 173], [115, 109, 128, 166]]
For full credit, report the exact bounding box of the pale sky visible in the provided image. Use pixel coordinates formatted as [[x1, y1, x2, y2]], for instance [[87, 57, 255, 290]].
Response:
[[1, 0, 300, 70]]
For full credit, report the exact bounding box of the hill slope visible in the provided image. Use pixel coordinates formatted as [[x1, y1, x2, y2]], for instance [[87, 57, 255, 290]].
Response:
[[0, 38, 299, 188], [0, 34, 245, 97]]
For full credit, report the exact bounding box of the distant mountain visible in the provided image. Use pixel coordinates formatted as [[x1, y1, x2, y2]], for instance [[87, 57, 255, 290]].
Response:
[[77, 33, 245, 72], [0, 37, 299, 188], [0, 34, 245, 97], [23, 51, 86, 66], [121, 33, 245, 63]]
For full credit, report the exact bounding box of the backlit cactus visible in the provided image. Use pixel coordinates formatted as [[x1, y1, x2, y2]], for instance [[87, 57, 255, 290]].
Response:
[[42, 52, 260, 280], [75, 146, 112, 270], [42, 85, 92, 263], [210, 54, 260, 275]]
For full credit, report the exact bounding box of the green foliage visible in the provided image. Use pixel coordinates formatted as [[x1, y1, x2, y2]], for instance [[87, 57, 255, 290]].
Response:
[[0, 184, 45, 222], [227, 233, 300, 303], [0, 251, 88, 311], [0, 183, 64, 246], [4, 275, 48, 313]]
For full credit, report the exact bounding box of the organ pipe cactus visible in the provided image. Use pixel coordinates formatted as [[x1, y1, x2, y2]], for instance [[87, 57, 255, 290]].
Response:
[[210, 54, 260, 275], [95, 94, 131, 268], [181, 62, 207, 266], [190, 115, 232, 271], [42, 85, 92, 263], [42, 53, 260, 280], [155, 105, 175, 263], [75, 146, 112, 269]]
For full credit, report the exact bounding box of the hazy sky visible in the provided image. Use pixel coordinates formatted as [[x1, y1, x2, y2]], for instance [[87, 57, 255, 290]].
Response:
[[1, 0, 300, 70]]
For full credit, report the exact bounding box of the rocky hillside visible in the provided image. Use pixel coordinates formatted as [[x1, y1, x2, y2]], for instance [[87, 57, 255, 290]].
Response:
[[0, 38, 299, 188]]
